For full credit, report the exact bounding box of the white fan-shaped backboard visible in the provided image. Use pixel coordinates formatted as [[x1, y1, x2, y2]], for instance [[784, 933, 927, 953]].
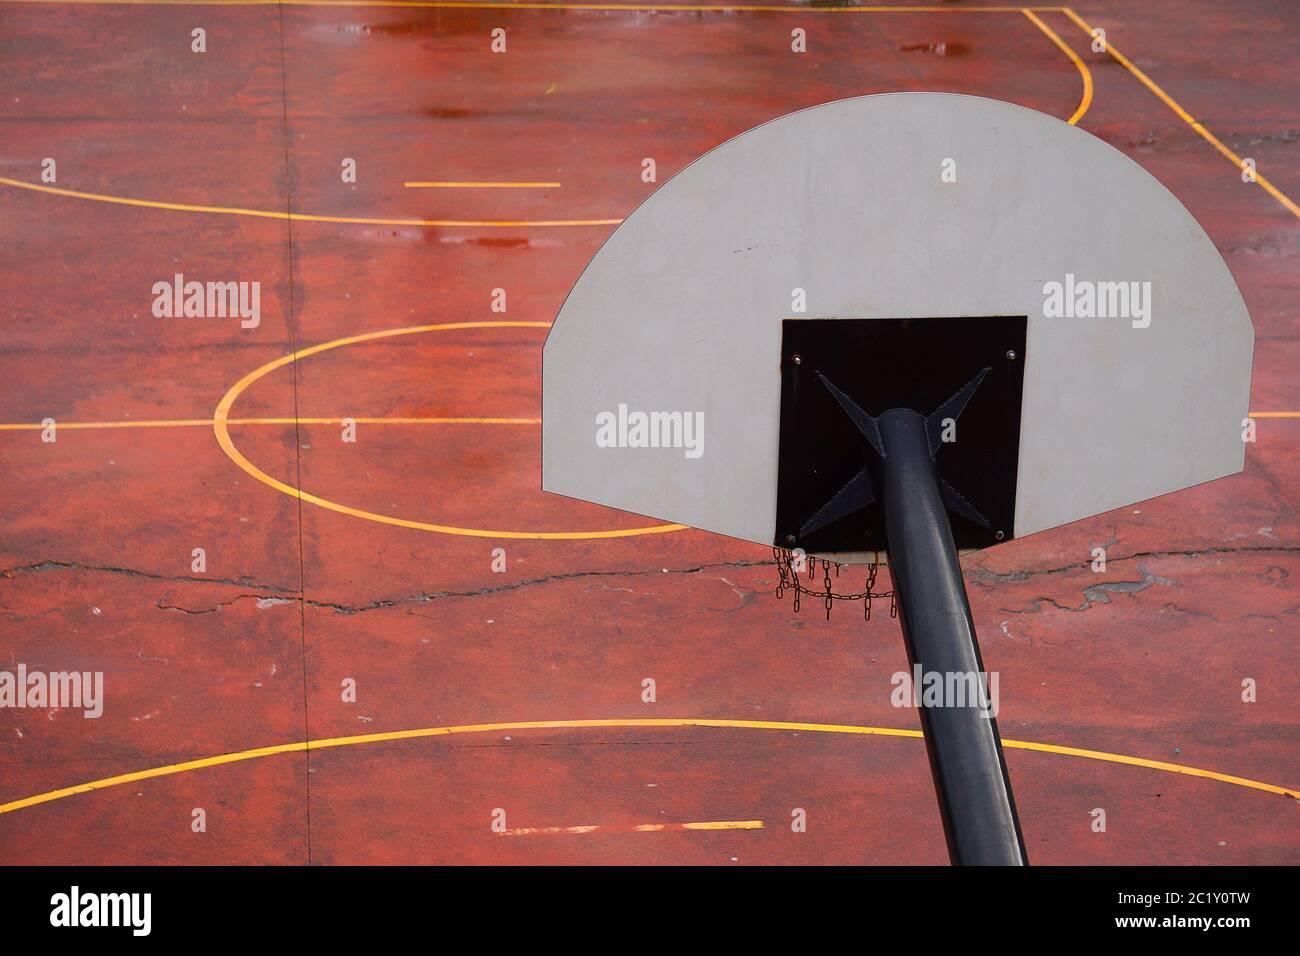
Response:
[[543, 94, 1254, 558]]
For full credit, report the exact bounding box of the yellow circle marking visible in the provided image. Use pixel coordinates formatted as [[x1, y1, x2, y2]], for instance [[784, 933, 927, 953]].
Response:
[[0, 718, 1293, 817], [212, 321, 685, 539], [1021, 9, 1092, 126]]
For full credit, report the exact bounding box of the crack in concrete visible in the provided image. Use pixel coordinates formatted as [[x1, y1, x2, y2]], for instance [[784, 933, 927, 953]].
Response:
[[12, 545, 1297, 618], [152, 560, 775, 616], [969, 545, 1300, 587], [1159, 602, 1216, 620], [2, 560, 297, 593], [1002, 565, 1176, 614]]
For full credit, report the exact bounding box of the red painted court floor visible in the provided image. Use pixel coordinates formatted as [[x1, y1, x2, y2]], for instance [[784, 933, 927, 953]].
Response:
[[0, 0, 1296, 865]]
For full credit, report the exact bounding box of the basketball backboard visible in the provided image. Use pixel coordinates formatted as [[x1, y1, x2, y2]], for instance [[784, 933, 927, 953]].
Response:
[[543, 94, 1254, 562]]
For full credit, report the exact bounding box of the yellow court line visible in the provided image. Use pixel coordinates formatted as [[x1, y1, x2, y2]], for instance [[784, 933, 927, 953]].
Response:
[[500, 819, 764, 835], [0, 717, 1293, 817], [0, 177, 619, 229], [1021, 9, 1091, 126], [210, 321, 685, 540], [404, 182, 561, 189], [1249, 412, 1300, 419], [1062, 7, 1300, 220], [0, 417, 539, 431], [681, 820, 764, 830]]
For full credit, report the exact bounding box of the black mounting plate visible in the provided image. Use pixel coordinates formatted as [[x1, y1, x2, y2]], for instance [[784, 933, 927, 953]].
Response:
[[775, 316, 1027, 554]]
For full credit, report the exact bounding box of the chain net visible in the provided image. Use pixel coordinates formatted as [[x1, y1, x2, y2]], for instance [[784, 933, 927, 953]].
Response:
[[772, 548, 895, 621]]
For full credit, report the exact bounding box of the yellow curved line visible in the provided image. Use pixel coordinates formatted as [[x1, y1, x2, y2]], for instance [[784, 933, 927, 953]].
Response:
[[0, 176, 621, 228], [211, 321, 686, 540], [1, 717, 1293, 817], [1061, 7, 1299, 220], [1022, 9, 1092, 126]]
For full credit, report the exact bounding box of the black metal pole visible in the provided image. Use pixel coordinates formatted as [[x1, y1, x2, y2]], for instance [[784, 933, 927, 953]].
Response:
[[876, 408, 1028, 866]]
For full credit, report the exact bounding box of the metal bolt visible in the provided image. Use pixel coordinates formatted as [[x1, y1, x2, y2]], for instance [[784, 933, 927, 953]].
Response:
[[785, 534, 797, 545], [994, 530, 1005, 540], [1005, 350, 1017, 361], [791, 354, 802, 366]]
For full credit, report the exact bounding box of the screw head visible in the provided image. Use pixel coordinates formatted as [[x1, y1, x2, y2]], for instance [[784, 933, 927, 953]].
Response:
[[1005, 350, 1017, 361], [785, 534, 797, 545], [994, 530, 1005, 540], [791, 354, 802, 366]]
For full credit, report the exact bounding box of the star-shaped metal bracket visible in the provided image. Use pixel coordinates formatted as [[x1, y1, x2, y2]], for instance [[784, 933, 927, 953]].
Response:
[[797, 368, 994, 539]]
